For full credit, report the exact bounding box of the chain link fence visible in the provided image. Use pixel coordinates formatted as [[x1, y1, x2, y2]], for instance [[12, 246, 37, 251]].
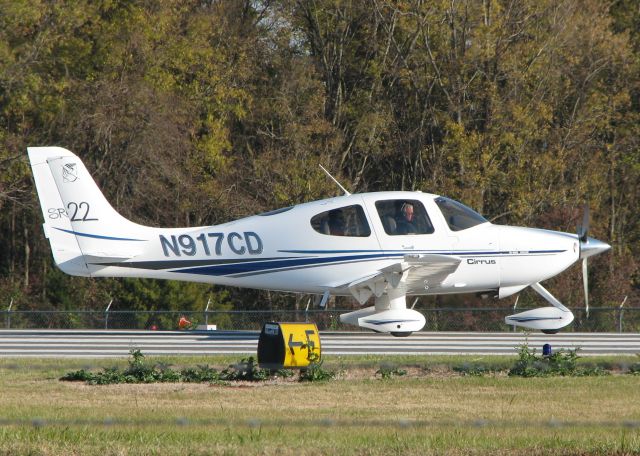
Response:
[[2, 307, 639, 332]]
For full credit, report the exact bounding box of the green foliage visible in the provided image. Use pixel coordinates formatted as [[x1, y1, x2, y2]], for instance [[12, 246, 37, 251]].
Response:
[[452, 363, 492, 377], [179, 364, 220, 383], [1, 0, 640, 315], [509, 342, 609, 377], [298, 363, 335, 382], [89, 367, 128, 386], [107, 279, 232, 329], [60, 351, 289, 384], [59, 369, 94, 382], [122, 349, 164, 383], [299, 353, 335, 382], [219, 357, 270, 382], [60, 349, 208, 385], [274, 368, 295, 379], [627, 354, 640, 375], [376, 363, 407, 379], [509, 342, 549, 378], [629, 365, 640, 375], [60, 366, 126, 386]]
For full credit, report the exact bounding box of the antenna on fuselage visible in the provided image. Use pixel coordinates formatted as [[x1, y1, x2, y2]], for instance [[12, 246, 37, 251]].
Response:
[[319, 164, 351, 196]]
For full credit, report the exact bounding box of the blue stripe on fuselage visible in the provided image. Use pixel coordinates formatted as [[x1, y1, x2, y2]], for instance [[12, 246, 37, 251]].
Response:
[[169, 248, 565, 277], [170, 253, 400, 276]]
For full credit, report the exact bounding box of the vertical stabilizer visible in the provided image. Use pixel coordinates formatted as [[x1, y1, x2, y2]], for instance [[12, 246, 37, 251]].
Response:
[[27, 147, 150, 276], [28, 147, 89, 275]]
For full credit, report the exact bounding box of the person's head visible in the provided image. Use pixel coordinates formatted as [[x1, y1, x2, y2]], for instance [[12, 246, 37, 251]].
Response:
[[401, 203, 414, 222]]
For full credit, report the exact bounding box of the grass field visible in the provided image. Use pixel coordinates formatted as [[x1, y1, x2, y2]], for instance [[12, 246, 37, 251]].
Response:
[[1, 355, 640, 455]]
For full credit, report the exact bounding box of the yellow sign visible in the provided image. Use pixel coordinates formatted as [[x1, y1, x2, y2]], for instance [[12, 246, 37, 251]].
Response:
[[257, 322, 321, 368]]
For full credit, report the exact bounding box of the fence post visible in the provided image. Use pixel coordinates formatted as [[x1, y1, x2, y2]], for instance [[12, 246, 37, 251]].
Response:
[[304, 297, 312, 322], [204, 296, 211, 326], [104, 299, 113, 330], [618, 296, 628, 333], [6, 298, 13, 329]]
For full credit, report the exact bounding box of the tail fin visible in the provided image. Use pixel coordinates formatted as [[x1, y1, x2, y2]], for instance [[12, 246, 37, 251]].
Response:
[[27, 147, 149, 276]]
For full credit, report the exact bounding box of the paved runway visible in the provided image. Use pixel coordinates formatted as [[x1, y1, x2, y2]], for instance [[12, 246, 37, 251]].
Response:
[[1, 330, 639, 357]]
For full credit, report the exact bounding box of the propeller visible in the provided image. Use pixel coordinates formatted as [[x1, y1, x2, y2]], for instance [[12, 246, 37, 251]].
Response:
[[582, 254, 589, 318], [577, 204, 590, 318], [577, 204, 589, 243], [577, 204, 611, 319]]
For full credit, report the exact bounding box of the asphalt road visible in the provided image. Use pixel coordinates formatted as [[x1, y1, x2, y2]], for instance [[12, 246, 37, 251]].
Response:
[[0, 330, 639, 357]]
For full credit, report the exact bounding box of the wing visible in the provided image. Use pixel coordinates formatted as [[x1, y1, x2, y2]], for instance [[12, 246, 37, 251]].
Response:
[[330, 254, 462, 304]]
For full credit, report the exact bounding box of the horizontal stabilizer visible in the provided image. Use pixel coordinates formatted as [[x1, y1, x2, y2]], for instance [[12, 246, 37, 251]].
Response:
[[84, 254, 137, 264]]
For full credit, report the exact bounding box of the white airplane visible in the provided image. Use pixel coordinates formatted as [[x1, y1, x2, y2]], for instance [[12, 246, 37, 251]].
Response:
[[27, 146, 610, 336]]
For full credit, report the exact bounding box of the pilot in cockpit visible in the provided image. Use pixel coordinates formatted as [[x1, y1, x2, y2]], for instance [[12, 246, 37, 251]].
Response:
[[395, 202, 417, 235]]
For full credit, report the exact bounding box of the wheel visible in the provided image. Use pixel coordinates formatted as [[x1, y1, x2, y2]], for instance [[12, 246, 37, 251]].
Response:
[[541, 329, 559, 335], [390, 331, 413, 337]]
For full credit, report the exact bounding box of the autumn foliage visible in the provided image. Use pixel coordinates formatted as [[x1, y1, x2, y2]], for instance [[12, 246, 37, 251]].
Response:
[[0, 1, 638, 317]]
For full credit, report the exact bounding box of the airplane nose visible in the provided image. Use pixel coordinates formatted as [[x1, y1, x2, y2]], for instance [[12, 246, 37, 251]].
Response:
[[580, 237, 611, 259]]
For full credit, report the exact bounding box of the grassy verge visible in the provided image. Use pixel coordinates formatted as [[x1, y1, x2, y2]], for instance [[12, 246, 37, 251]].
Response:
[[1, 355, 640, 455]]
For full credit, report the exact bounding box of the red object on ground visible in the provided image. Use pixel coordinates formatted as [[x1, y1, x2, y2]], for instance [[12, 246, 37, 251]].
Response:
[[178, 317, 191, 329], [149, 325, 158, 331]]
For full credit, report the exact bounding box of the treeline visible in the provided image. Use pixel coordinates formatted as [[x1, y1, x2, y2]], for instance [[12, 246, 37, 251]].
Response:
[[0, 0, 638, 320]]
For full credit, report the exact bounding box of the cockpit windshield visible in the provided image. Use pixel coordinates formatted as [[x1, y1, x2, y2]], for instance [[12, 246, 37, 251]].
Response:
[[435, 197, 488, 232]]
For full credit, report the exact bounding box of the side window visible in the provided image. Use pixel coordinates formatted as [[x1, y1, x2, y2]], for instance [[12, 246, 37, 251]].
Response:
[[310, 205, 371, 237], [375, 199, 434, 235]]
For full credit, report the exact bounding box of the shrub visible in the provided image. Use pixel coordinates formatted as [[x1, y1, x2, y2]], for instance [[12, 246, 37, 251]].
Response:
[[453, 363, 491, 377], [61, 349, 220, 384], [627, 354, 640, 375], [299, 362, 335, 382], [299, 353, 335, 382], [180, 364, 220, 383], [508, 341, 608, 377], [92, 367, 126, 385], [61, 351, 293, 385], [60, 369, 94, 382], [376, 363, 407, 379], [220, 357, 271, 382]]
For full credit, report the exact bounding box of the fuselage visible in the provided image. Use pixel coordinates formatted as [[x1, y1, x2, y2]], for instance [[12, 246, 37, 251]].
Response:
[[28, 146, 612, 334], [87, 191, 581, 299]]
